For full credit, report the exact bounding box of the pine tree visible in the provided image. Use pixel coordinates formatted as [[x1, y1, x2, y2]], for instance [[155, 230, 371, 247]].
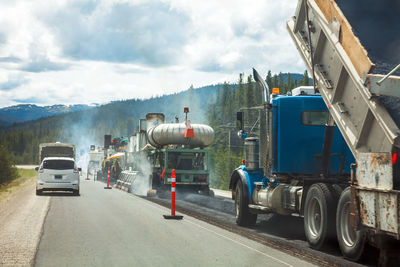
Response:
[[266, 70, 272, 90], [287, 73, 295, 92], [272, 74, 278, 88], [0, 145, 18, 184], [246, 75, 255, 108], [278, 72, 285, 93], [236, 73, 245, 110], [303, 70, 310, 86], [221, 82, 231, 124]]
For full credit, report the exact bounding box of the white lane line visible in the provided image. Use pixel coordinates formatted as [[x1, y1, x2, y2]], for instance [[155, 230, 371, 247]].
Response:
[[185, 219, 294, 267], [126, 193, 293, 267]]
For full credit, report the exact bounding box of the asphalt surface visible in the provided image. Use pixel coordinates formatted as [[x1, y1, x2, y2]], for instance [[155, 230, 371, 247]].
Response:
[[34, 179, 316, 267], [148, 190, 379, 267]]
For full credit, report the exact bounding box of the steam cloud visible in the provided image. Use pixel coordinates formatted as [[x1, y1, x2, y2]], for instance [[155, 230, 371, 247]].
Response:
[[128, 153, 151, 196], [57, 109, 102, 175]]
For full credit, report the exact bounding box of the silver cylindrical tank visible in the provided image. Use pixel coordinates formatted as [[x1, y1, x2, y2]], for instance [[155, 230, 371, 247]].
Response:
[[146, 113, 165, 131], [245, 137, 259, 170], [147, 123, 214, 148]]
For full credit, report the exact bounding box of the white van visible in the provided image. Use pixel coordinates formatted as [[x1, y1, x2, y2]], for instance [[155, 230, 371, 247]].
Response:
[[36, 157, 81, 196]]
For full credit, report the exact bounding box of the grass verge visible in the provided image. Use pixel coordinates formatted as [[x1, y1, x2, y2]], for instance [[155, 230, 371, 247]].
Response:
[[0, 168, 37, 203]]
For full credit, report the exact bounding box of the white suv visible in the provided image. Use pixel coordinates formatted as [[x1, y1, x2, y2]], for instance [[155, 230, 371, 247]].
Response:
[[36, 157, 81, 196]]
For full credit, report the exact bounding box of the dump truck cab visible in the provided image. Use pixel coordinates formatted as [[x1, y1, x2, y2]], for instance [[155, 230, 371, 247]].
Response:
[[271, 95, 353, 176], [230, 91, 354, 214]]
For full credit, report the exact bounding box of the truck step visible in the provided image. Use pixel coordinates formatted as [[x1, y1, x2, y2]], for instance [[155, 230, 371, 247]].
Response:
[[248, 204, 271, 214]]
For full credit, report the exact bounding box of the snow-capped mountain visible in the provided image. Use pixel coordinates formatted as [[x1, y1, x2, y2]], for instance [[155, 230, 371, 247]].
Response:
[[0, 104, 96, 126]]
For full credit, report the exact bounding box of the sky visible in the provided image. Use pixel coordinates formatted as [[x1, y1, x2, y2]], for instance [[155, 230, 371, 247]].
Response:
[[0, 0, 305, 108]]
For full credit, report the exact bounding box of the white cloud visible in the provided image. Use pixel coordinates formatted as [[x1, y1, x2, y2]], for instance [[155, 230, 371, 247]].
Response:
[[0, 0, 305, 108]]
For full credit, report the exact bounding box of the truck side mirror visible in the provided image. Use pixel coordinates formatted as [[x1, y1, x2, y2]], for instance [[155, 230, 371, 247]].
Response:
[[236, 111, 244, 130], [35, 167, 39, 171]]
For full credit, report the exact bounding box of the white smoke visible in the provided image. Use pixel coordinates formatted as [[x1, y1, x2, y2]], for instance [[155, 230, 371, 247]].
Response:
[[56, 109, 100, 178], [129, 152, 151, 196]]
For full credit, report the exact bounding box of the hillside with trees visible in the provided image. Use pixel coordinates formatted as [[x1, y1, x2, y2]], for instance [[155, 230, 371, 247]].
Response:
[[207, 70, 310, 189], [0, 71, 310, 189], [0, 84, 220, 164]]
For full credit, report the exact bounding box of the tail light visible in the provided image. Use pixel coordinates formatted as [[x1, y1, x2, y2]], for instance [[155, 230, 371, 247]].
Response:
[[39, 166, 44, 173], [393, 150, 400, 190], [242, 160, 245, 165], [199, 175, 207, 179], [74, 167, 79, 173]]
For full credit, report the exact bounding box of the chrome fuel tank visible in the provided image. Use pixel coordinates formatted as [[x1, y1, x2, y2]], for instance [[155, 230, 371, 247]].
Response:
[[147, 123, 214, 148]]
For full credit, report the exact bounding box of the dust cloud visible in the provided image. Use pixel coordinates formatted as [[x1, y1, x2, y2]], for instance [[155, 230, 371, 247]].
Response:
[[57, 109, 101, 175], [128, 153, 151, 196]]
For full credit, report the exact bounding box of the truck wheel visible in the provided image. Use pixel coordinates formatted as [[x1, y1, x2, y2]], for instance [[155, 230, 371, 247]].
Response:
[[304, 183, 336, 249], [73, 189, 80, 196], [200, 186, 214, 197], [235, 180, 257, 227], [336, 187, 366, 261], [36, 189, 42, 196], [208, 189, 215, 197]]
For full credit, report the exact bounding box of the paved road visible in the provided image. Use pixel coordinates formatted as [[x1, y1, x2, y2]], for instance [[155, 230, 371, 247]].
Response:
[[35, 179, 316, 267], [211, 188, 231, 198]]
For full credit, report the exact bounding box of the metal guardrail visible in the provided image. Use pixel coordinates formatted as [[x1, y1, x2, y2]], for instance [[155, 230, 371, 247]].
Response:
[[113, 171, 140, 192]]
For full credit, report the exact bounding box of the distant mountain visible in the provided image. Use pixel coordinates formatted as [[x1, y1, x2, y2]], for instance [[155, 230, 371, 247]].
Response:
[[0, 104, 96, 126], [0, 71, 310, 164], [0, 72, 310, 128]]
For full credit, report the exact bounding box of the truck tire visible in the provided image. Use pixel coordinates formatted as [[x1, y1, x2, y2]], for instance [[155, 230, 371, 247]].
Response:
[[208, 189, 215, 197], [336, 187, 366, 261], [36, 189, 42, 196], [235, 180, 257, 227], [200, 186, 214, 197], [304, 183, 336, 249]]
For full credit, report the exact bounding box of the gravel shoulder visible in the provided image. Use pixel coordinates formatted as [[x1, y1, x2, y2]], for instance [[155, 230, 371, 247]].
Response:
[[0, 184, 50, 266]]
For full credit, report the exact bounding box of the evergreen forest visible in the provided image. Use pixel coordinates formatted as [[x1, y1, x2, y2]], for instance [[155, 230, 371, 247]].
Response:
[[0, 71, 310, 189], [207, 70, 310, 189]]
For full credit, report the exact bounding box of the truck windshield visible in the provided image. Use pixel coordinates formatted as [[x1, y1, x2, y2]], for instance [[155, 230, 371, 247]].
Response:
[[43, 160, 74, 170], [302, 111, 329, 126]]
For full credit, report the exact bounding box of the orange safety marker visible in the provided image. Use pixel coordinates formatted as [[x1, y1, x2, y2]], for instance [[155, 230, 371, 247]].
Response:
[[163, 169, 183, 220], [104, 167, 112, 189], [86, 166, 90, 180]]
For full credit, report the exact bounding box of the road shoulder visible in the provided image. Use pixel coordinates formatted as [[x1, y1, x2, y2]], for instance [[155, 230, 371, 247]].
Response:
[[0, 184, 50, 266]]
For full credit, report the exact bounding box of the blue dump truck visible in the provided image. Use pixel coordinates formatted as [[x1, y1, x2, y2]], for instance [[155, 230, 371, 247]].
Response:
[[232, 0, 400, 264], [230, 81, 354, 248]]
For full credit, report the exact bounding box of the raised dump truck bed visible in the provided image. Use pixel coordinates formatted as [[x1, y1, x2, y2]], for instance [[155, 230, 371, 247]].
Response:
[[336, 0, 399, 74], [287, 0, 400, 246], [288, 0, 400, 156], [334, 0, 400, 131]]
